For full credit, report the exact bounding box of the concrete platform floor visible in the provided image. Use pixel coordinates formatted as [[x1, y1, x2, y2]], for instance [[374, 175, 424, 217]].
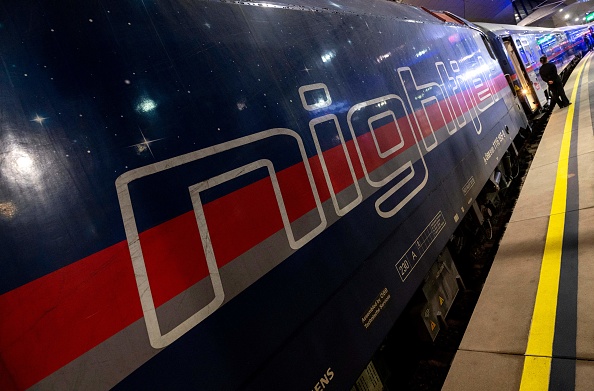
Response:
[[443, 53, 594, 390]]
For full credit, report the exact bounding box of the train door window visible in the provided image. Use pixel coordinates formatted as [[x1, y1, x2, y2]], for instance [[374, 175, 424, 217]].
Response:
[[526, 44, 537, 66], [515, 38, 529, 64], [520, 38, 535, 64]]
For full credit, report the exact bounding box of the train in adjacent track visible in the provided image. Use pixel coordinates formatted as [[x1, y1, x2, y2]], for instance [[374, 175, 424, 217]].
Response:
[[0, 1, 589, 389]]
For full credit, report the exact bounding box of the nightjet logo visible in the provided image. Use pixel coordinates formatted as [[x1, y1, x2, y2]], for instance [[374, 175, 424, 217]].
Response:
[[116, 53, 500, 349]]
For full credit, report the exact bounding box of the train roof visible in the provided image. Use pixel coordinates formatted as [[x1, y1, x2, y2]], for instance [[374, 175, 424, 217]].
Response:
[[225, 0, 479, 28], [240, 0, 435, 22], [477, 22, 590, 37], [476, 22, 565, 36]]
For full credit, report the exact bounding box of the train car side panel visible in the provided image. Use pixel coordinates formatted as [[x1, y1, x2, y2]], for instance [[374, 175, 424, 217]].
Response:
[[0, 1, 528, 390]]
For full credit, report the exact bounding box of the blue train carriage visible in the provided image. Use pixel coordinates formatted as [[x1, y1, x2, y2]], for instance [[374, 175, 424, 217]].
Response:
[[477, 23, 587, 115], [0, 0, 528, 390], [540, 25, 588, 82]]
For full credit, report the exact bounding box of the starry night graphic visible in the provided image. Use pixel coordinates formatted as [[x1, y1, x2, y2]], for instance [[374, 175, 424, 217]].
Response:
[[0, 0, 349, 291]]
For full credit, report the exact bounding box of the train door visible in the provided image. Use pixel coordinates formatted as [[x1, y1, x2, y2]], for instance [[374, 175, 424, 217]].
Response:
[[502, 36, 540, 113]]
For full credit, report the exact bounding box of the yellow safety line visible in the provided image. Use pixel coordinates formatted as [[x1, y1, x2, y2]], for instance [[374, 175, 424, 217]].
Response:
[[518, 57, 588, 390]]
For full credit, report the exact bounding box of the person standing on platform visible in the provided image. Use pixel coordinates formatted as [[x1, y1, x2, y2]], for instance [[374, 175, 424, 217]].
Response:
[[539, 55, 571, 110], [586, 34, 593, 51]]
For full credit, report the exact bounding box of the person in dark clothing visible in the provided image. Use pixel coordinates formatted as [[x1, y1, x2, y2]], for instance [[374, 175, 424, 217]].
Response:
[[539, 55, 571, 110], [585, 35, 593, 51]]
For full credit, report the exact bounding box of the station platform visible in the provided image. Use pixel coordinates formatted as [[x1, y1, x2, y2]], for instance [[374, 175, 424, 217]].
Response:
[[442, 52, 594, 391]]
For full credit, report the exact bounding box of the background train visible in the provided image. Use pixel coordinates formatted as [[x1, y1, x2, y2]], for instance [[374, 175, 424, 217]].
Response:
[[0, 1, 588, 390]]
